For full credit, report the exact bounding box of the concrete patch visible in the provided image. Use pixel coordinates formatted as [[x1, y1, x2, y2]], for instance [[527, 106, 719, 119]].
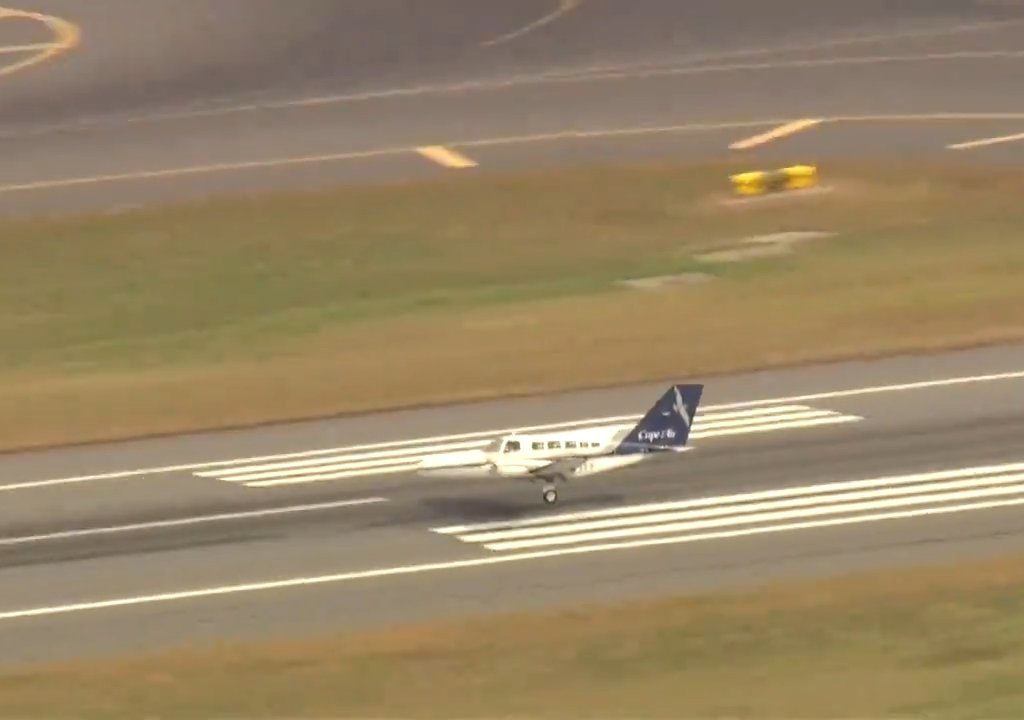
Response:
[[617, 272, 715, 289], [696, 231, 835, 263]]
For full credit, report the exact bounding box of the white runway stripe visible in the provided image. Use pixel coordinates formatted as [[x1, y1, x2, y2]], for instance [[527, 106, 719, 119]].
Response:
[[432, 462, 1024, 552], [435, 460, 1024, 534], [8, 368, 1022, 495], [246, 463, 423, 487], [194, 440, 488, 477], [454, 472, 1024, 545], [196, 403, 861, 487], [690, 414, 859, 438]]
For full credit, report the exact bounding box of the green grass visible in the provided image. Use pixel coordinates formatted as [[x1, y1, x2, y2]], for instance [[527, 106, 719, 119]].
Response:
[[6, 553, 1024, 718], [5, 159, 1024, 449]]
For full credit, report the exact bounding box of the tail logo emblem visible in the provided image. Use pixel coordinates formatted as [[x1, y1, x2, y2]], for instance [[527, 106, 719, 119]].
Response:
[[673, 386, 692, 427]]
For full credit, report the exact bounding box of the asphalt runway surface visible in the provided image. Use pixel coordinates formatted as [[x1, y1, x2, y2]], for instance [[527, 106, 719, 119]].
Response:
[[4, 0, 1024, 668], [5, 343, 1024, 667]]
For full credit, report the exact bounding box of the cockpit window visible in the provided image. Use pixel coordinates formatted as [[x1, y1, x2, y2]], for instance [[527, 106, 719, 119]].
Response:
[[504, 440, 521, 453]]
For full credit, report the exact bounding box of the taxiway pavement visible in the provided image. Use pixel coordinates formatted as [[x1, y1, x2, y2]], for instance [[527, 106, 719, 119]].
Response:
[[1, 1, 1024, 215]]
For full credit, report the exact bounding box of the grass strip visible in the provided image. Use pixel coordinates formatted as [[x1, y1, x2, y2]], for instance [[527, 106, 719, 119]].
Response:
[[5, 552, 1024, 718], [4, 159, 1024, 450]]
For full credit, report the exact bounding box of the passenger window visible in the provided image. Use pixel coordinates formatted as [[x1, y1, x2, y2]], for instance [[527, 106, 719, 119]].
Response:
[[532, 442, 544, 450], [565, 441, 576, 449], [547, 441, 561, 449]]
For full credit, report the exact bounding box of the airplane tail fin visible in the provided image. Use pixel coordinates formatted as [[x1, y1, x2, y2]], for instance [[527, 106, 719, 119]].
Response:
[[613, 384, 703, 456]]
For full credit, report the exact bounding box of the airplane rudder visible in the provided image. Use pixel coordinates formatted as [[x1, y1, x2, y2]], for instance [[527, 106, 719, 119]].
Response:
[[671, 383, 703, 443]]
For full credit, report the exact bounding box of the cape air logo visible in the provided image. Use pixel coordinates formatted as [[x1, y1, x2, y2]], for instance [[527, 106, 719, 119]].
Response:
[[639, 427, 677, 442], [661, 386, 692, 427]]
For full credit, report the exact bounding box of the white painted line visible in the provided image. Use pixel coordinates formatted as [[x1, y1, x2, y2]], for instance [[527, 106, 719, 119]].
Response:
[[729, 119, 822, 150], [0, 43, 59, 54], [480, 0, 581, 47], [0, 146, 417, 195], [692, 414, 860, 439], [206, 411, 819, 482], [15, 103, 1024, 196], [197, 406, 860, 487], [0, 416, 643, 492], [456, 472, 1024, 545], [6, 367, 1024, 492], [479, 478, 1024, 551], [237, 421, 855, 487], [709, 368, 1024, 411], [434, 460, 1024, 534], [218, 458, 428, 484], [415, 145, 478, 169], [5, 18, 1012, 137], [0, 408, 811, 492], [2, 494, 1023, 622], [692, 407, 838, 431], [0, 497, 386, 547], [193, 440, 489, 478], [948, 131, 1024, 150], [246, 464, 422, 488]]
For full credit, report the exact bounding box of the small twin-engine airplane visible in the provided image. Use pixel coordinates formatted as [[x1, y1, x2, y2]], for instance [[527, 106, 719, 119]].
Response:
[[417, 383, 704, 504]]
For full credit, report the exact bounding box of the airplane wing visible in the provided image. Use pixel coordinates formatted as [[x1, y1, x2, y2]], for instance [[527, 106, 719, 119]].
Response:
[[527, 456, 588, 478]]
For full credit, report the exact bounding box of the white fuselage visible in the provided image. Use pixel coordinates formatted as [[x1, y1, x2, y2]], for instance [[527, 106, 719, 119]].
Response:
[[416, 425, 676, 480]]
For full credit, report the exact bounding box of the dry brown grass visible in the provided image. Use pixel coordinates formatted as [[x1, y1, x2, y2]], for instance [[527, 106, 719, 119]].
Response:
[[4, 553, 1024, 718], [4, 160, 1024, 450]]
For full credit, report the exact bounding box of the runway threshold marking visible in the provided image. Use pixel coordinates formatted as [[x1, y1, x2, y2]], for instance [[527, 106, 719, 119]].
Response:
[[416, 145, 478, 169], [197, 404, 861, 488], [4, 461, 1024, 621], [948, 131, 1024, 150], [480, 0, 582, 48], [0, 497, 385, 547], [729, 119, 823, 150], [6, 368, 1024, 493], [433, 462, 1024, 551], [0, 5, 80, 79]]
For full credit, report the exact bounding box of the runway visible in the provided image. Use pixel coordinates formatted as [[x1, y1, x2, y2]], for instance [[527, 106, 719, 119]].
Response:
[[3, 0, 1024, 669], [2, 1, 1024, 215], [4, 343, 1024, 666]]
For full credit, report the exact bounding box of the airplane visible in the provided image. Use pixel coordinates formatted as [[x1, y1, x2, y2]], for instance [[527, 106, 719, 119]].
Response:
[[416, 383, 704, 504]]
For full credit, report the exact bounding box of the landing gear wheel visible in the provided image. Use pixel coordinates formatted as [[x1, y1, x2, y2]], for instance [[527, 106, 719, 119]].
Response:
[[542, 487, 558, 505]]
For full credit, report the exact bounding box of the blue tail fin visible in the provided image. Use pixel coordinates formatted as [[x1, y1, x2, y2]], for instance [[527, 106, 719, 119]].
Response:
[[614, 384, 703, 455]]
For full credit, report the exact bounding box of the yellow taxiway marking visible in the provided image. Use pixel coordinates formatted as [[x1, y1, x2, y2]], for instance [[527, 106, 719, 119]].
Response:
[[948, 131, 1024, 150], [0, 5, 80, 78], [480, 0, 582, 47], [416, 145, 479, 169], [729, 119, 823, 150]]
